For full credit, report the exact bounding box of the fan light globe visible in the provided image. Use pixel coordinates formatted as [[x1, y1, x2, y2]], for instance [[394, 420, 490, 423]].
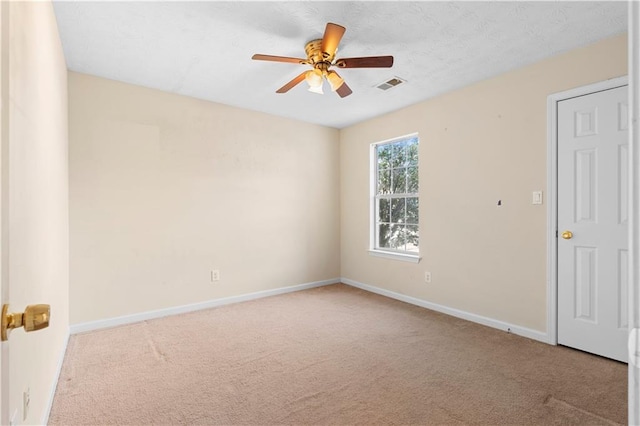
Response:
[[326, 71, 344, 91], [305, 69, 323, 88]]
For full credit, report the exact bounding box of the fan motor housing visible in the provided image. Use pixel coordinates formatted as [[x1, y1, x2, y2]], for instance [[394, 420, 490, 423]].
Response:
[[305, 39, 335, 65]]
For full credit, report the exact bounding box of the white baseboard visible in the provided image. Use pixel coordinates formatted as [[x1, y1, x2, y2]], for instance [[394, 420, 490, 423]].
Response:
[[69, 278, 340, 335], [341, 277, 549, 344], [42, 329, 70, 425]]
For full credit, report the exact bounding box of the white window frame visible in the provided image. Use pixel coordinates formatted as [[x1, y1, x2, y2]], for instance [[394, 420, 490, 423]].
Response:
[[369, 133, 421, 263]]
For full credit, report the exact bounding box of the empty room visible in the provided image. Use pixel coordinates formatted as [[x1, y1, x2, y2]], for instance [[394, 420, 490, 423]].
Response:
[[2, 1, 639, 425]]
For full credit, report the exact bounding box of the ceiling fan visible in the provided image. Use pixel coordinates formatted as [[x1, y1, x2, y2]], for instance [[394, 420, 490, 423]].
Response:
[[252, 22, 394, 98]]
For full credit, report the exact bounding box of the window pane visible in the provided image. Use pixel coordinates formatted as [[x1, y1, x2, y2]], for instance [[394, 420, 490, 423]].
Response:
[[406, 197, 419, 224], [407, 166, 418, 193], [378, 198, 390, 223], [377, 144, 391, 170], [392, 168, 406, 193], [377, 169, 391, 194], [391, 198, 405, 223], [389, 224, 405, 250], [406, 225, 419, 252], [378, 223, 391, 248], [407, 139, 418, 166], [391, 140, 407, 168]]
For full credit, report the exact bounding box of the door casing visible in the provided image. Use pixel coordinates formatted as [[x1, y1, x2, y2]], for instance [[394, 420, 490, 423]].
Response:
[[547, 75, 629, 346], [0, 1, 9, 424]]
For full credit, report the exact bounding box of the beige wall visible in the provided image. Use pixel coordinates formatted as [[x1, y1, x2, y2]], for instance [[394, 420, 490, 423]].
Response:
[[68, 72, 340, 324], [4, 1, 69, 424], [69, 34, 628, 333], [340, 34, 628, 333]]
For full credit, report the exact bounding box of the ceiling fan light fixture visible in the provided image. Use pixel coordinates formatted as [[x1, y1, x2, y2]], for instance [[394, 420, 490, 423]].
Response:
[[305, 69, 323, 88], [326, 71, 344, 92], [252, 22, 394, 98]]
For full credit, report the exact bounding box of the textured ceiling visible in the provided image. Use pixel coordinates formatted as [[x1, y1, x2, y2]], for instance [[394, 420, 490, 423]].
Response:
[[52, 1, 627, 129]]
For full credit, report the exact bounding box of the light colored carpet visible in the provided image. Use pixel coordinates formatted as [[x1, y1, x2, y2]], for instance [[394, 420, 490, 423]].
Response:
[[49, 284, 626, 425]]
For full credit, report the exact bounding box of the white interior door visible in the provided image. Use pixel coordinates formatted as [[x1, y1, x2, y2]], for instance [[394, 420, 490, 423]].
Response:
[[557, 85, 629, 362]]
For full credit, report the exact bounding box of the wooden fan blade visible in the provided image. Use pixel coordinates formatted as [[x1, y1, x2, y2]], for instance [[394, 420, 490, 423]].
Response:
[[320, 23, 346, 59], [276, 71, 308, 93], [335, 56, 394, 68], [329, 70, 352, 98], [335, 81, 353, 98], [252, 54, 308, 65]]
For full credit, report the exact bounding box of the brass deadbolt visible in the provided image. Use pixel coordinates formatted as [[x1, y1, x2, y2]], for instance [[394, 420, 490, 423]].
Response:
[[1, 304, 50, 341]]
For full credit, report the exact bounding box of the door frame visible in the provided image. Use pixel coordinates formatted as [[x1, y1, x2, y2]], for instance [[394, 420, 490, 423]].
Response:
[[0, 1, 8, 424], [546, 75, 629, 347], [628, 2, 640, 424]]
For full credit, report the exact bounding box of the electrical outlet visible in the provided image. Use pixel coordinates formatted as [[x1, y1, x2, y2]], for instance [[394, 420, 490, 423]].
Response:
[[424, 271, 432, 283], [211, 269, 220, 282], [23, 388, 30, 421]]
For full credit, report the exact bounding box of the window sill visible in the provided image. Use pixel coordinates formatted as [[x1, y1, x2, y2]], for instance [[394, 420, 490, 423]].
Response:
[[368, 249, 421, 263]]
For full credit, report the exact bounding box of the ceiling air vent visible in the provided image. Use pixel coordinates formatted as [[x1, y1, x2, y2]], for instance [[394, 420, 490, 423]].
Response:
[[376, 77, 406, 91]]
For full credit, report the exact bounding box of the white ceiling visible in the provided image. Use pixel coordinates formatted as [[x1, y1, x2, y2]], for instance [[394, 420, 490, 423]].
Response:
[[52, 1, 627, 129]]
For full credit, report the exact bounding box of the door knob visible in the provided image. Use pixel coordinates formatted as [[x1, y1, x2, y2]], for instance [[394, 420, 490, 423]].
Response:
[[561, 230, 573, 240], [1, 304, 50, 341]]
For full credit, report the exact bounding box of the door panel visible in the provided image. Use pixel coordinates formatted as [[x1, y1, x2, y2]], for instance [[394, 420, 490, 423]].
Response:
[[558, 85, 628, 362], [574, 246, 597, 322]]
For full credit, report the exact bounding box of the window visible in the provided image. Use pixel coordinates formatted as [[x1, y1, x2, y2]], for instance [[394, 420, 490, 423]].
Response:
[[370, 134, 419, 262]]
